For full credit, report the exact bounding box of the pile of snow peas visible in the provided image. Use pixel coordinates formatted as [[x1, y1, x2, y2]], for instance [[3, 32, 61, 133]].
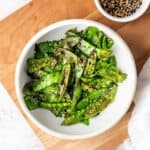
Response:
[[23, 26, 127, 126]]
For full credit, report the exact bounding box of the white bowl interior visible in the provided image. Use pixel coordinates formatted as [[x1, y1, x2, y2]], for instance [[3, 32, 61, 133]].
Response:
[[95, 0, 150, 22], [16, 20, 136, 139]]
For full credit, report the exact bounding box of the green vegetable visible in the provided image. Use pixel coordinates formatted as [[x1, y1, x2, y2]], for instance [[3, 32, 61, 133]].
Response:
[[65, 37, 80, 48], [61, 109, 86, 125], [40, 101, 71, 109], [34, 40, 64, 58], [27, 57, 57, 74], [81, 77, 114, 89], [32, 72, 61, 92], [23, 26, 127, 126], [83, 26, 114, 49], [84, 51, 97, 76], [70, 82, 82, 112], [97, 69, 127, 83], [41, 84, 59, 94], [81, 83, 95, 92], [24, 94, 40, 110], [51, 108, 64, 117], [55, 48, 78, 64], [85, 85, 117, 118], [38, 92, 71, 103], [77, 88, 108, 109], [77, 39, 112, 58], [59, 63, 71, 98]]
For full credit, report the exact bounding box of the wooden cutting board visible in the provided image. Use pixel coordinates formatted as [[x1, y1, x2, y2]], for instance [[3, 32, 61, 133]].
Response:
[[0, 0, 149, 149]]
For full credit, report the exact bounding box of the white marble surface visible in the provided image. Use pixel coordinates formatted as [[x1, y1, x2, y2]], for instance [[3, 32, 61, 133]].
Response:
[[0, 83, 44, 150], [0, 0, 31, 20]]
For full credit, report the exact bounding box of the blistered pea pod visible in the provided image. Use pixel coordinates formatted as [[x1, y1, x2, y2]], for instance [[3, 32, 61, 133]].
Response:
[[27, 57, 57, 74], [41, 84, 59, 95], [32, 72, 62, 92], [107, 38, 114, 48], [84, 51, 97, 76], [64, 27, 112, 58], [70, 83, 82, 112], [59, 63, 71, 98], [77, 88, 108, 110], [102, 36, 107, 49], [66, 108, 85, 116], [51, 108, 65, 117], [77, 39, 112, 59], [61, 109, 87, 125], [85, 85, 117, 118], [40, 101, 71, 109], [81, 83, 95, 92], [101, 36, 114, 49], [29, 70, 48, 79], [34, 40, 64, 59], [98, 68, 127, 83], [81, 77, 114, 89], [83, 26, 114, 49], [38, 93, 59, 103]]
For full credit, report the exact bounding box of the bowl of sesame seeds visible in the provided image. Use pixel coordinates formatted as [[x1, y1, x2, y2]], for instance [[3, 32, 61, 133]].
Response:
[[94, 0, 150, 22]]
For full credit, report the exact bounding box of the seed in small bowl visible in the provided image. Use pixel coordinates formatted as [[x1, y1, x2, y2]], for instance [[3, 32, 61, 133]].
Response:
[[100, 0, 142, 18]]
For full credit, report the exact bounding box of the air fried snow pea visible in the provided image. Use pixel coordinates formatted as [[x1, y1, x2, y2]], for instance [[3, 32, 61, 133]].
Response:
[[70, 83, 82, 112], [83, 26, 114, 49], [34, 40, 64, 58], [32, 72, 61, 92], [77, 39, 112, 58], [59, 63, 71, 98], [40, 101, 71, 109], [27, 57, 57, 74], [84, 51, 97, 76], [85, 85, 117, 118], [61, 109, 86, 125], [77, 88, 108, 110]]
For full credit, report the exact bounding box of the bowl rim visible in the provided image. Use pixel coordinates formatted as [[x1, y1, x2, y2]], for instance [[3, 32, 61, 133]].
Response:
[[15, 19, 137, 140], [94, 0, 150, 22]]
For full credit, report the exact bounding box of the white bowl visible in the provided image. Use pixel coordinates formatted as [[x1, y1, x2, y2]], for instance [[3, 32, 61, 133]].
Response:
[[94, 0, 150, 22], [15, 19, 137, 140]]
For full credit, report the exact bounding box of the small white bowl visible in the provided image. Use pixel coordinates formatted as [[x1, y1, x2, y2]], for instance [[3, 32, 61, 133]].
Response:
[[94, 0, 150, 22], [15, 19, 137, 140]]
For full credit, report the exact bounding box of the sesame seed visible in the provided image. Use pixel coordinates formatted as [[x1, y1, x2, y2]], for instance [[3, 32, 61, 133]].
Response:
[[100, 0, 142, 17]]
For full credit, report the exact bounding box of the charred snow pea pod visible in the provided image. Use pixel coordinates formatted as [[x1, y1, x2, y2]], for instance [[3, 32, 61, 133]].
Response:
[[81, 77, 114, 89], [83, 26, 114, 49], [97, 69, 127, 83], [32, 72, 61, 92], [59, 63, 71, 98], [40, 101, 71, 109], [34, 40, 64, 58], [24, 94, 40, 110], [77, 39, 112, 58], [81, 83, 95, 92], [27, 57, 57, 74], [84, 51, 97, 76], [38, 92, 71, 103], [77, 88, 108, 110], [61, 109, 87, 125], [70, 83, 82, 112], [85, 85, 117, 118]]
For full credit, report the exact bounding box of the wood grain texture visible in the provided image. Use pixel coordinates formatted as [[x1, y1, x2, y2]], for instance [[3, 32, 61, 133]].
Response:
[[0, 0, 149, 149]]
